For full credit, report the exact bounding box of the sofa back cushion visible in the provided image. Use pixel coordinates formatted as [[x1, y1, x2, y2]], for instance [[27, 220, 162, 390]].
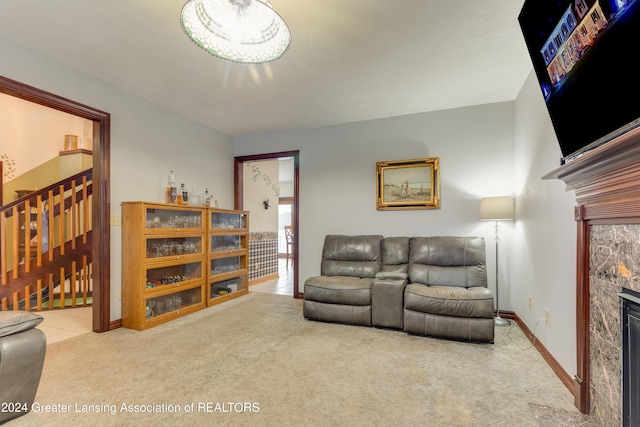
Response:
[[380, 236, 410, 274], [321, 235, 383, 278], [408, 236, 487, 288]]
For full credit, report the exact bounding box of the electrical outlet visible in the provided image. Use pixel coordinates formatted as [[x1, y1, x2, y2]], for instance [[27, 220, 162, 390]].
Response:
[[528, 296, 533, 310], [545, 309, 550, 325], [110, 215, 122, 226]]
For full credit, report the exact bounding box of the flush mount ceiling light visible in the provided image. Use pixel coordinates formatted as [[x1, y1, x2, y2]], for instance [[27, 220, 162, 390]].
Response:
[[180, 0, 291, 64]]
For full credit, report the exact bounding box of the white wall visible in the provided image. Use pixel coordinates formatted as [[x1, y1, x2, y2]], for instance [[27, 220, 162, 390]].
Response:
[[234, 102, 517, 300], [0, 37, 235, 321], [243, 160, 279, 232], [513, 70, 577, 375], [0, 93, 87, 182]]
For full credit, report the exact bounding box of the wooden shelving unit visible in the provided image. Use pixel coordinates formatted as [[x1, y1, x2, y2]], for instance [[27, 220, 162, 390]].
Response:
[[206, 208, 249, 306], [121, 202, 250, 330], [121, 202, 206, 330]]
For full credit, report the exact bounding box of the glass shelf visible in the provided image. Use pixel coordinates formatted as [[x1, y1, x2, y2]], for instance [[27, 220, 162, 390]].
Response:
[[145, 207, 203, 230], [210, 234, 243, 252], [210, 256, 244, 276], [145, 236, 203, 259], [209, 276, 246, 298], [209, 211, 247, 230], [146, 286, 202, 319], [145, 261, 203, 290]]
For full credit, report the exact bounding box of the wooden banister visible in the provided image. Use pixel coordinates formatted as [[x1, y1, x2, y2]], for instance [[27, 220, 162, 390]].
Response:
[[0, 168, 93, 311]]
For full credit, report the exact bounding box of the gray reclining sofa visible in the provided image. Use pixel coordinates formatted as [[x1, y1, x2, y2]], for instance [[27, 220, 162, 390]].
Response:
[[0, 311, 47, 423], [303, 235, 495, 343]]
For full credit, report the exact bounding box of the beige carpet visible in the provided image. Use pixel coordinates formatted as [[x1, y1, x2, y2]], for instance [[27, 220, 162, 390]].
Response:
[[9, 293, 597, 426]]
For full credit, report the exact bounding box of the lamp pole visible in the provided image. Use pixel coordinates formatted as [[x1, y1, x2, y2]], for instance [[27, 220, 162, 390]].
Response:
[[493, 220, 510, 326]]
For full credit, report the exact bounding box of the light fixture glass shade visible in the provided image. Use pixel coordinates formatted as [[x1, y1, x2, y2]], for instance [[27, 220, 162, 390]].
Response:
[[480, 196, 515, 221], [180, 0, 291, 64]]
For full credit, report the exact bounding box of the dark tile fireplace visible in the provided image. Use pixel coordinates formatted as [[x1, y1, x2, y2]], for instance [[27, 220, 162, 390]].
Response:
[[544, 125, 640, 425], [589, 225, 640, 425]]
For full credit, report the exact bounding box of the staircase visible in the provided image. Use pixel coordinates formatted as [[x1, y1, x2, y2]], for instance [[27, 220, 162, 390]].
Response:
[[0, 169, 93, 311]]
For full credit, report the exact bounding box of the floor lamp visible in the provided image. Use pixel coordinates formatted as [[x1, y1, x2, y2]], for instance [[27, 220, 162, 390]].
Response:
[[480, 196, 515, 326]]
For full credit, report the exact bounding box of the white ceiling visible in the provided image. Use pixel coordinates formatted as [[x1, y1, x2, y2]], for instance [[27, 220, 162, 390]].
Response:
[[0, 0, 532, 137]]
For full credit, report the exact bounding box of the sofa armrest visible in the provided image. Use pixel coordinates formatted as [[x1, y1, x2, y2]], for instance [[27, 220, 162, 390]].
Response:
[[375, 271, 408, 281], [0, 311, 43, 338], [372, 277, 406, 329]]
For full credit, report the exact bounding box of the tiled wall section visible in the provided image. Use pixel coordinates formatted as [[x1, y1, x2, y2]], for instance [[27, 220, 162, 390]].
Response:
[[589, 224, 640, 426], [249, 232, 278, 282]]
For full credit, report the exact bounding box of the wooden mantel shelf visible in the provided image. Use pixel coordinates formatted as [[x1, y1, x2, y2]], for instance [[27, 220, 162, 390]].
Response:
[[543, 125, 640, 210]]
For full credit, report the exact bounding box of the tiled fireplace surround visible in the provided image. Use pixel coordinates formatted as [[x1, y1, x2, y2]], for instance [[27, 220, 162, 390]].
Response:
[[545, 126, 640, 426], [589, 224, 635, 425]]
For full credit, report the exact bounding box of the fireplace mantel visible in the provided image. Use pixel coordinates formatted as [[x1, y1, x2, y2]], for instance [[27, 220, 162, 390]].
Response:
[[543, 126, 640, 417], [544, 125, 640, 209]]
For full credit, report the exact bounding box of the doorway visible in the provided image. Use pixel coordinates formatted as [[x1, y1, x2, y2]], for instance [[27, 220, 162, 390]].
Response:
[[0, 75, 111, 332], [278, 196, 294, 267], [234, 151, 300, 298]]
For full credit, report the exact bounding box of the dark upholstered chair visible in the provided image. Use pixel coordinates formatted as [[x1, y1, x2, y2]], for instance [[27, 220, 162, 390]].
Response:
[[0, 311, 46, 424], [403, 236, 495, 343], [303, 235, 383, 326]]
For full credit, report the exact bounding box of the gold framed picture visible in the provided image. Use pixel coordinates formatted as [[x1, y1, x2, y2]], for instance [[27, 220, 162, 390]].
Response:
[[376, 157, 440, 210]]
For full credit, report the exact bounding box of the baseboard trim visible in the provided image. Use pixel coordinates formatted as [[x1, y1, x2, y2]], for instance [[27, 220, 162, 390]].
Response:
[[109, 318, 122, 331], [249, 274, 279, 286], [499, 310, 574, 396]]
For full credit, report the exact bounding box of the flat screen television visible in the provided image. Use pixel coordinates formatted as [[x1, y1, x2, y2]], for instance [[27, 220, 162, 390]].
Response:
[[518, 0, 640, 163]]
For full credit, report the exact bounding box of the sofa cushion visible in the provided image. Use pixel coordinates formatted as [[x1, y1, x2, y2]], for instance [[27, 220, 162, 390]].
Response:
[[380, 236, 410, 274], [320, 235, 383, 278], [404, 284, 494, 318], [304, 276, 373, 306], [0, 311, 43, 338], [409, 236, 487, 288]]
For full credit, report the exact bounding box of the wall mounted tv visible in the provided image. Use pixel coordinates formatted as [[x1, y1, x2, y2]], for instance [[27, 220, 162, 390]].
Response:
[[519, 0, 640, 163]]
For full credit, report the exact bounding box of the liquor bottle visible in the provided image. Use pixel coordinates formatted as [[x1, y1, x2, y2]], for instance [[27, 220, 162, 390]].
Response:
[[182, 184, 189, 205], [178, 183, 186, 205], [204, 188, 211, 207], [166, 171, 177, 204]]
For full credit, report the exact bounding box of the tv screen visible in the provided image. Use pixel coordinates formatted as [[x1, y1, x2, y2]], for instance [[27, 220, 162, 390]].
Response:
[[518, 0, 640, 161]]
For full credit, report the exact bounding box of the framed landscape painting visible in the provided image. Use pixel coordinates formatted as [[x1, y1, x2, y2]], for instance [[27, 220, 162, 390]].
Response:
[[376, 157, 440, 210]]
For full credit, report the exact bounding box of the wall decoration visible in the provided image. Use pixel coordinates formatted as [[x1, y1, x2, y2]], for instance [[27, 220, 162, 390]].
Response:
[[376, 157, 440, 210], [1, 154, 16, 180], [247, 162, 279, 196]]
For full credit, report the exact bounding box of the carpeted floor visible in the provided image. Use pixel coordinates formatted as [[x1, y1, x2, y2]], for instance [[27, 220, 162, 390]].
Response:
[[8, 293, 599, 426]]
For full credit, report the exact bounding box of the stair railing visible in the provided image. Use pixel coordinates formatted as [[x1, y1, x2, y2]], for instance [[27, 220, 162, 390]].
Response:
[[0, 169, 93, 310]]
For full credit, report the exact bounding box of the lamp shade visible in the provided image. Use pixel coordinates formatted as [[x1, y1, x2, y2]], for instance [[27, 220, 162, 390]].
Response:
[[180, 0, 291, 64], [480, 196, 515, 221]]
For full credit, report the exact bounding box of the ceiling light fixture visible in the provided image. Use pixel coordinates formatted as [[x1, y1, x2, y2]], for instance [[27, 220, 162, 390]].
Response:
[[180, 0, 291, 64]]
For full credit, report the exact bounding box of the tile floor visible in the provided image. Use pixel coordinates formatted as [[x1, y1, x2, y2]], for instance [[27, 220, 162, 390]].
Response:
[[250, 258, 294, 295], [36, 306, 93, 345], [36, 258, 295, 345]]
